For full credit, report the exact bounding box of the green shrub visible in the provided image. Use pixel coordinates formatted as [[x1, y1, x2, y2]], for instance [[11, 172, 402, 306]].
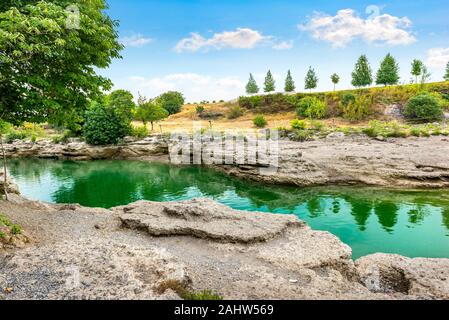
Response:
[[182, 290, 223, 301], [131, 126, 148, 139], [404, 93, 443, 122], [195, 105, 205, 115], [410, 127, 421, 137], [340, 93, 356, 107], [291, 129, 314, 142], [309, 120, 325, 131], [83, 103, 129, 145], [253, 115, 267, 128], [296, 97, 327, 119], [11, 224, 22, 235], [227, 105, 244, 119], [291, 119, 307, 130], [341, 95, 373, 121]]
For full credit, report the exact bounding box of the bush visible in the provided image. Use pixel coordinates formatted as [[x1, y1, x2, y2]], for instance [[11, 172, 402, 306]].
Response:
[[296, 97, 327, 119], [291, 119, 307, 130], [227, 105, 244, 119], [195, 105, 205, 115], [131, 126, 148, 138], [83, 104, 129, 145], [253, 115, 267, 128], [341, 95, 373, 121], [404, 93, 444, 122]]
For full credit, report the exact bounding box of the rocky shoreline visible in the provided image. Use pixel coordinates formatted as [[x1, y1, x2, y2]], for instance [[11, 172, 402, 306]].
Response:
[[4, 134, 449, 188], [1, 194, 448, 300]]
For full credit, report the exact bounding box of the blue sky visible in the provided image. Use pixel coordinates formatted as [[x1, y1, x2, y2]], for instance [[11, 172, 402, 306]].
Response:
[[101, 0, 449, 102]]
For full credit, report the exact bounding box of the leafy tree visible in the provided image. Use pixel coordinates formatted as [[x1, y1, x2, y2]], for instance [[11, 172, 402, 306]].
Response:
[[284, 70, 296, 92], [83, 103, 129, 145], [420, 65, 432, 84], [245, 73, 259, 94], [135, 101, 169, 130], [156, 91, 185, 115], [411, 59, 423, 84], [351, 55, 373, 88], [264, 70, 275, 93], [0, 0, 122, 127], [105, 90, 136, 124], [445, 62, 449, 81], [304, 67, 318, 93], [331, 73, 340, 91], [376, 54, 400, 86]]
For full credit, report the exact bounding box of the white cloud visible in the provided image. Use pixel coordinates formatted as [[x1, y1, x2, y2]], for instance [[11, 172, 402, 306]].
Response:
[[120, 34, 153, 47], [272, 40, 294, 50], [300, 8, 416, 47], [426, 47, 449, 68], [175, 28, 270, 52], [127, 73, 244, 102]]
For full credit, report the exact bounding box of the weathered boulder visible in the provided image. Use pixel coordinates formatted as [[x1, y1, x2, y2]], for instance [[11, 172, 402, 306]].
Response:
[[356, 253, 449, 299], [116, 198, 303, 243], [0, 239, 189, 300], [0, 172, 20, 195]]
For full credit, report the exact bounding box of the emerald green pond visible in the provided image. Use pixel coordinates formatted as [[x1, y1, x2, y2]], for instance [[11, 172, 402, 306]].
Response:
[[9, 158, 449, 259]]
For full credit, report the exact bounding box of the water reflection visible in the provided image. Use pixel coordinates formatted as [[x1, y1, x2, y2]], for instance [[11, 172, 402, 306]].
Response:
[[8, 158, 449, 258]]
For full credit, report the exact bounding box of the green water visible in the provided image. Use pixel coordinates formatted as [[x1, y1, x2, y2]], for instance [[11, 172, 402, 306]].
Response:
[[8, 158, 449, 259]]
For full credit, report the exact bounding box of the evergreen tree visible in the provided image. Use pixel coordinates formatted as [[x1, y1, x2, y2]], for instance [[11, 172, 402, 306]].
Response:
[[411, 59, 423, 84], [351, 55, 373, 88], [284, 70, 296, 92], [376, 53, 400, 86], [264, 70, 276, 92], [331, 73, 340, 91], [445, 62, 449, 81], [304, 67, 318, 93], [245, 73, 259, 94]]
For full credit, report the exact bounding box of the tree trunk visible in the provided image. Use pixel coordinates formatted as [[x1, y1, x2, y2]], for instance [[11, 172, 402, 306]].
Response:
[[151, 122, 154, 131], [0, 135, 8, 201]]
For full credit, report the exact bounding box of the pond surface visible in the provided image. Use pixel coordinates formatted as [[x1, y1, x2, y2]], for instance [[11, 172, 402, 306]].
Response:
[[8, 158, 449, 259]]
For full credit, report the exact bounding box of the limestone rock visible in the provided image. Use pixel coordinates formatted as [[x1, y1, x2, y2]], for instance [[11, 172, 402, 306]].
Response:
[[116, 198, 303, 243], [355, 253, 449, 299]]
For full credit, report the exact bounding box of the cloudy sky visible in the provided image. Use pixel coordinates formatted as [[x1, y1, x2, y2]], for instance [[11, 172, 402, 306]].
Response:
[[101, 0, 449, 102]]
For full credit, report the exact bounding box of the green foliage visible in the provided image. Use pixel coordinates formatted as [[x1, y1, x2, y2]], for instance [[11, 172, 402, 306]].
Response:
[[341, 95, 373, 121], [246, 73, 259, 94], [376, 54, 400, 86], [195, 105, 205, 115], [135, 101, 169, 130], [0, 213, 21, 235], [362, 121, 409, 138], [264, 70, 276, 93], [106, 90, 136, 124], [284, 70, 296, 92], [291, 119, 307, 130], [0, 213, 12, 227], [3, 122, 45, 143], [52, 130, 74, 144], [296, 97, 327, 119], [305, 67, 318, 92], [227, 105, 244, 119], [0, 0, 122, 127], [83, 103, 129, 145], [331, 73, 340, 90], [445, 62, 449, 81], [404, 93, 444, 122], [352, 55, 373, 88], [11, 224, 21, 235], [131, 126, 148, 139], [411, 59, 423, 83], [253, 115, 267, 128], [182, 290, 223, 301], [156, 91, 185, 115]]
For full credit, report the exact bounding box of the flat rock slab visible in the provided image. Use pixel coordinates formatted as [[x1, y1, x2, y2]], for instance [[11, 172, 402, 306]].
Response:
[[0, 239, 188, 300], [116, 198, 304, 243], [356, 253, 449, 299]]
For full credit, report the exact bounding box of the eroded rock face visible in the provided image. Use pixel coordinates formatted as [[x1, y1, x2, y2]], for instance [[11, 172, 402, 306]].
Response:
[[356, 253, 449, 300], [116, 198, 303, 243], [0, 239, 188, 300], [0, 172, 20, 195]]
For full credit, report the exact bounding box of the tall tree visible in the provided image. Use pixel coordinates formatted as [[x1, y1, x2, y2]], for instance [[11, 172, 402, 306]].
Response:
[[420, 65, 432, 84], [245, 73, 259, 94], [351, 55, 373, 88], [376, 53, 400, 86], [331, 73, 340, 91], [156, 91, 185, 115], [445, 62, 449, 81], [411, 59, 423, 84], [105, 90, 136, 124], [264, 70, 275, 93], [284, 70, 296, 92], [0, 0, 123, 127], [305, 67, 318, 93], [135, 100, 169, 131]]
